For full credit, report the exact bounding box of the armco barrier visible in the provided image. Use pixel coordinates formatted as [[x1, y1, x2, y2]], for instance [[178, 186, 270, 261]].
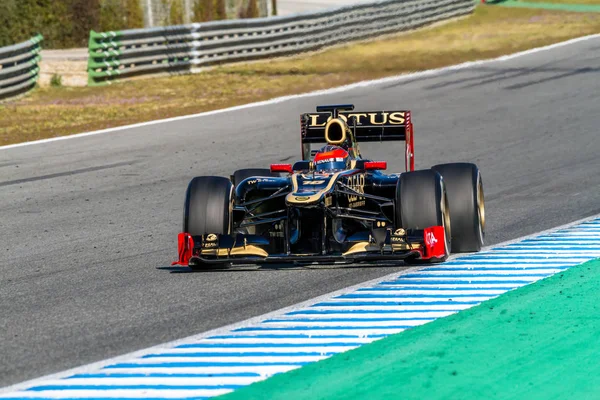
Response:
[[0, 35, 43, 101], [87, 0, 474, 85]]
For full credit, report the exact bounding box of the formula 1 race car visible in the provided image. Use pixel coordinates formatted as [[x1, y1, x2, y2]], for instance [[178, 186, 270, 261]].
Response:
[[173, 104, 485, 269]]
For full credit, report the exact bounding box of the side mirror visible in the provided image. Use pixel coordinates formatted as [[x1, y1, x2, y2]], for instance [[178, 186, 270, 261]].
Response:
[[270, 163, 293, 173], [292, 161, 311, 171], [364, 161, 387, 171]]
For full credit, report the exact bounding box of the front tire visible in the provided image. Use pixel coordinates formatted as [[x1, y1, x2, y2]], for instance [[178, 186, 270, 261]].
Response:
[[432, 163, 485, 252], [183, 176, 233, 270], [395, 169, 451, 263]]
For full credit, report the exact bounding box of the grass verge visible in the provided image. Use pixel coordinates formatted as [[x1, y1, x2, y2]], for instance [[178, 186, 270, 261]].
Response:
[[521, 0, 600, 4], [1, 6, 599, 146]]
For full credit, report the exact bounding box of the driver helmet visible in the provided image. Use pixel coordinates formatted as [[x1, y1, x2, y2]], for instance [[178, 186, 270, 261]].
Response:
[[313, 145, 350, 171]]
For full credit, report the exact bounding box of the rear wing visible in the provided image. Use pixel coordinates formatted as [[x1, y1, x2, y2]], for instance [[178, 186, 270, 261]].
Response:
[[300, 106, 414, 171]]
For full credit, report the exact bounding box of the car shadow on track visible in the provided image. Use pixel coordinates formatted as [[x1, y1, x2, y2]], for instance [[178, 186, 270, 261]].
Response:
[[157, 262, 407, 273]]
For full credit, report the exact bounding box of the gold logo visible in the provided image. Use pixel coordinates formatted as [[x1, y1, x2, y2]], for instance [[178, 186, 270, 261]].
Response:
[[294, 196, 310, 201], [206, 233, 218, 241], [347, 174, 365, 203], [348, 200, 365, 208], [302, 181, 325, 185], [303, 180, 326, 185], [394, 228, 406, 236], [307, 111, 406, 127]]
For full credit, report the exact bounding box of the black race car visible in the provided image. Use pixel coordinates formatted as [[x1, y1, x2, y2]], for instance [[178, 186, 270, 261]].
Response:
[[173, 104, 485, 269]]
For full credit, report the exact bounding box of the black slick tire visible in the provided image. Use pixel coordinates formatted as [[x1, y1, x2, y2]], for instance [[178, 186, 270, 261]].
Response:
[[395, 169, 451, 263], [232, 168, 275, 187], [183, 176, 233, 270], [432, 163, 485, 252]]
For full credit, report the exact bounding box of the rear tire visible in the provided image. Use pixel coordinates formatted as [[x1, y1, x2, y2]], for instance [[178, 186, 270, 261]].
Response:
[[432, 163, 485, 252], [395, 169, 451, 263], [232, 168, 275, 187], [183, 176, 233, 270]]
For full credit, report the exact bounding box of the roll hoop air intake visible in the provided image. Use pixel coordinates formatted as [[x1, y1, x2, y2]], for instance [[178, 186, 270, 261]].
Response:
[[324, 118, 348, 145]]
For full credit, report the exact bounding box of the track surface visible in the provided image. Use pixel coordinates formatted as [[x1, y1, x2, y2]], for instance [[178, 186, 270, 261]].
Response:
[[1, 37, 600, 387]]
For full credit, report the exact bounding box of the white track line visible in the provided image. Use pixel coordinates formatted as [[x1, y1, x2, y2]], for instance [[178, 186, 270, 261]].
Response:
[[1, 34, 599, 152]]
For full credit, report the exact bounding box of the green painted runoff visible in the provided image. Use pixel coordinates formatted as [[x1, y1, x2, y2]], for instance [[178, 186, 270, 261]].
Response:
[[218, 259, 600, 400], [486, 0, 600, 12]]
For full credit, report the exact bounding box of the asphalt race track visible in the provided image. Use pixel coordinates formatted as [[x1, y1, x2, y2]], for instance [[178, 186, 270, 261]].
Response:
[[1, 37, 600, 387]]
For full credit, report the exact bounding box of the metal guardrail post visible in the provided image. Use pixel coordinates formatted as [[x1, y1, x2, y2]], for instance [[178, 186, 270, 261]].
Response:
[[87, 0, 475, 85], [0, 34, 43, 101]]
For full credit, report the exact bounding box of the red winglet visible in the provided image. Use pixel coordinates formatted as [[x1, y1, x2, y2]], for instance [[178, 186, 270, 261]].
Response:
[[270, 163, 293, 173], [172, 232, 194, 266], [423, 226, 447, 259]]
